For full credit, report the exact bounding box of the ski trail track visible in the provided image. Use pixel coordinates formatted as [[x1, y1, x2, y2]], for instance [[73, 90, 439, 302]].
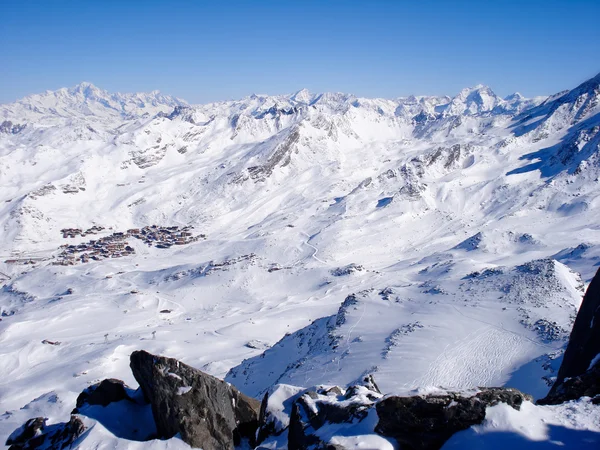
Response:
[[414, 325, 533, 389]]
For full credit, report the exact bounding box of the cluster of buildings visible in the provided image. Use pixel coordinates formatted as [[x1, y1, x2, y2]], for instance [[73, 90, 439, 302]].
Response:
[[52, 225, 204, 266], [126, 225, 204, 248], [60, 225, 105, 239], [4, 258, 44, 265], [54, 233, 135, 265]]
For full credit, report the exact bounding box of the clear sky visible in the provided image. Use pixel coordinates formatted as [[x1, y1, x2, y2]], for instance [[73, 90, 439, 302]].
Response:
[[1, 0, 599, 104]]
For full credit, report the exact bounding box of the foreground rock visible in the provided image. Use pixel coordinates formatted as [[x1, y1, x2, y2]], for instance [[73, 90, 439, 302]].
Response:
[[130, 349, 261, 449], [6, 416, 86, 450], [73, 378, 131, 411], [539, 267, 600, 405], [256, 377, 531, 450], [3, 349, 570, 449], [375, 388, 531, 450], [285, 377, 382, 450]]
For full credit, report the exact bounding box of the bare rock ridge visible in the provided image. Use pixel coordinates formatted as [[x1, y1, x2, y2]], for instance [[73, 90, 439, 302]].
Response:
[[539, 267, 600, 405]]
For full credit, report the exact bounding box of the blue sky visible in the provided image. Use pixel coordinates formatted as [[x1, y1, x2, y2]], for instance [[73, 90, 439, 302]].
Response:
[[1, 0, 599, 103]]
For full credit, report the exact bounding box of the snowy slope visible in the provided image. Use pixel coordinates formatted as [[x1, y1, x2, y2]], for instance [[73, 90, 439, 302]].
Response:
[[1, 74, 600, 448]]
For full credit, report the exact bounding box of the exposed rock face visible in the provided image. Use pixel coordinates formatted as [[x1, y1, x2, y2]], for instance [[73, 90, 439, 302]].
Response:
[[539, 364, 600, 406], [5, 418, 46, 447], [74, 378, 131, 411], [375, 388, 532, 450], [0, 120, 26, 134], [247, 128, 300, 181], [256, 392, 274, 445], [270, 375, 382, 450], [130, 350, 261, 449], [539, 267, 600, 405], [287, 383, 381, 450], [6, 416, 86, 450]]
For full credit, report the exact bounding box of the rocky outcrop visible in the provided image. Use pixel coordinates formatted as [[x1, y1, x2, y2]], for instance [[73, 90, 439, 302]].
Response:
[[539, 267, 600, 405], [7, 351, 261, 449], [73, 378, 131, 411], [248, 128, 299, 181], [254, 379, 531, 450], [288, 391, 376, 449], [130, 350, 261, 450], [538, 364, 600, 406], [375, 388, 532, 450], [285, 379, 382, 450], [5, 418, 46, 448], [6, 416, 86, 450], [0, 120, 26, 134]]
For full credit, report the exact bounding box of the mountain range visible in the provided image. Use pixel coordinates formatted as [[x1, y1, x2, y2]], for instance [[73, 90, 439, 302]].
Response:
[[1, 72, 600, 449]]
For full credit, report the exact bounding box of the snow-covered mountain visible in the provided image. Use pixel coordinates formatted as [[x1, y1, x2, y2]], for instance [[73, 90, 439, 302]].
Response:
[[1, 82, 186, 122], [1, 73, 600, 448]]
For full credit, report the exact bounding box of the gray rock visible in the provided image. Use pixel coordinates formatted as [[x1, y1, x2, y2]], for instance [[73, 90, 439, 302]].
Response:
[[0, 120, 26, 135], [375, 387, 531, 450], [331, 264, 364, 277], [6, 415, 86, 450], [539, 364, 600, 406], [288, 401, 323, 450], [539, 267, 600, 405], [345, 374, 381, 399], [130, 350, 260, 449], [74, 378, 131, 411], [247, 129, 299, 181], [288, 384, 379, 450], [6, 418, 47, 447], [256, 392, 274, 445]]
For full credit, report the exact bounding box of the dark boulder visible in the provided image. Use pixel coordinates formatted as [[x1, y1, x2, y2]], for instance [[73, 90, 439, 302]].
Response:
[[539, 268, 600, 405], [72, 377, 158, 442], [288, 384, 380, 450], [256, 392, 274, 445], [74, 378, 131, 411], [0, 120, 26, 135], [375, 387, 531, 450], [6, 415, 86, 450], [288, 400, 324, 450], [288, 395, 362, 450], [6, 418, 47, 447], [130, 349, 260, 450], [344, 374, 381, 400]]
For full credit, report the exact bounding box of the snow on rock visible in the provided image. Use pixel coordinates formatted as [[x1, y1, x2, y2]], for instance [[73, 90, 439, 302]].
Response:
[[5, 415, 86, 450], [444, 398, 600, 449]]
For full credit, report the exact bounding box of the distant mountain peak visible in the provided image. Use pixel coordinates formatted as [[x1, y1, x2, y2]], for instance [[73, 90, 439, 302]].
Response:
[[457, 84, 495, 96], [73, 81, 97, 89], [1, 82, 186, 122], [68, 81, 104, 97], [291, 88, 313, 104], [442, 84, 501, 116], [505, 92, 525, 101]]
